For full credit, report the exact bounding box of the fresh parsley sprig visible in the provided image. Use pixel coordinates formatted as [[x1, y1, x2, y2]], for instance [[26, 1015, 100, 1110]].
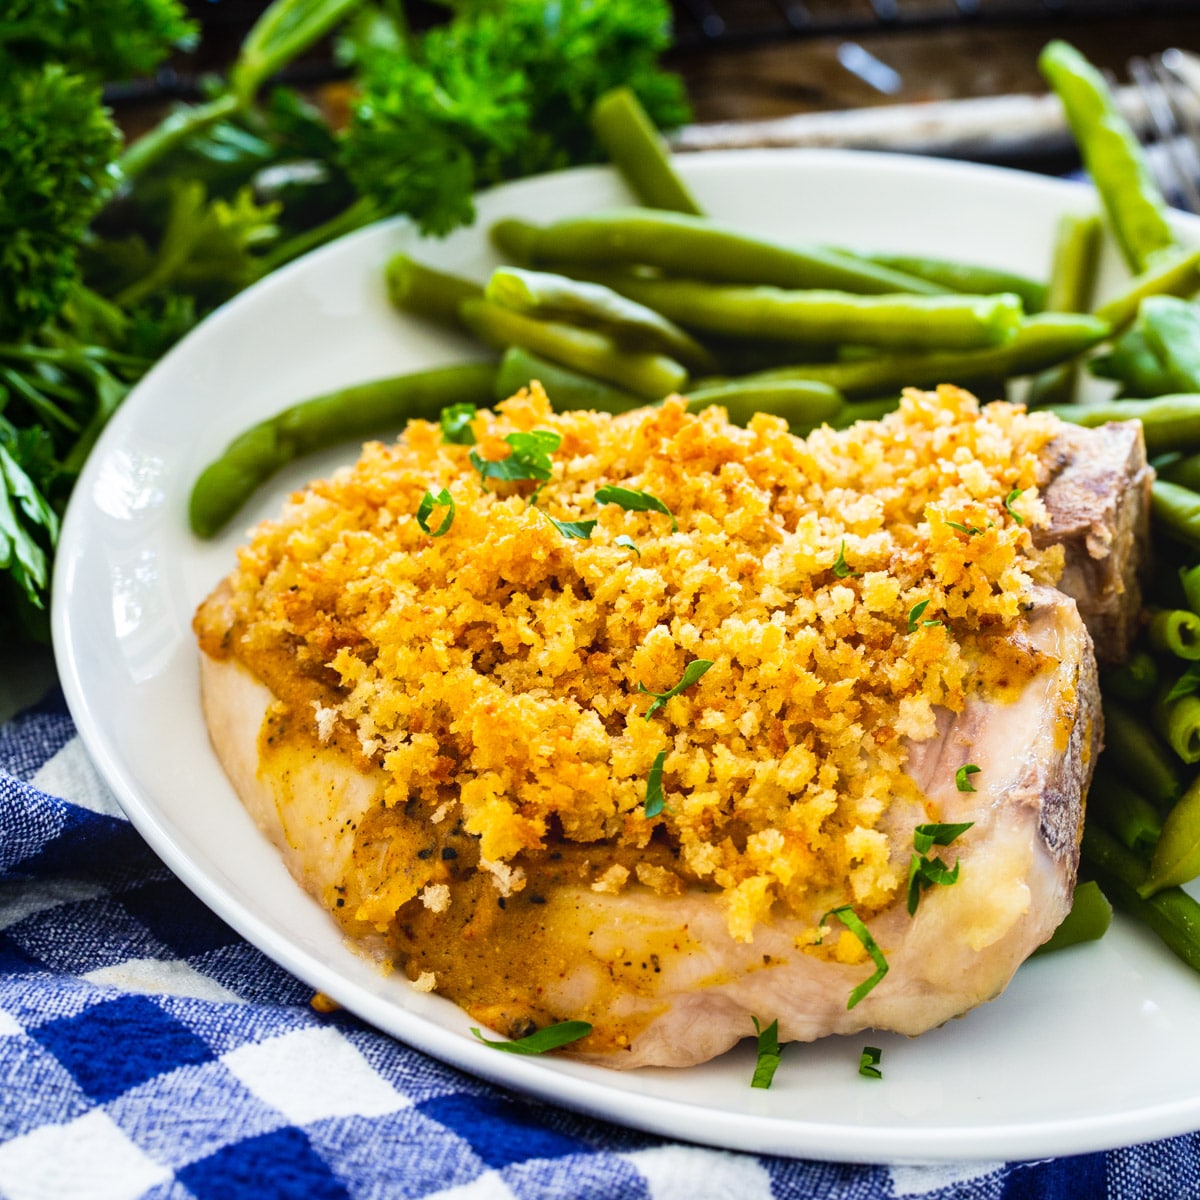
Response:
[[543, 513, 597, 540], [907, 822, 974, 916], [470, 1020, 593, 1055], [818, 906, 888, 1009], [1005, 488, 1025, 524], [639, 659, 713, 720], [471, 429, 561, 483], [750, 1016, 782, 1089], [595, 484, 677, 531], [416, 486, 455, 537], [644, 749, 668, 817], [440, 402, 477, 445]]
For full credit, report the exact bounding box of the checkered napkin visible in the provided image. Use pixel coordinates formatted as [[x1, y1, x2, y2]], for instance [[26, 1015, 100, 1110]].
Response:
[[2, 690, 1199, 1200]]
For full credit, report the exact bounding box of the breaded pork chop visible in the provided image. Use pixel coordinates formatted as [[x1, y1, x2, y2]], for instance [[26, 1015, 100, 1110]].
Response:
[[194, 386, 1140, 1067]]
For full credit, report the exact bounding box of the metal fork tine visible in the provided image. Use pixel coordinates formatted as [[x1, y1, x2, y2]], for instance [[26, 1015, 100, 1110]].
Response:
[[1158, 50, 1200, 215], [1128, 55, 1200, 214]]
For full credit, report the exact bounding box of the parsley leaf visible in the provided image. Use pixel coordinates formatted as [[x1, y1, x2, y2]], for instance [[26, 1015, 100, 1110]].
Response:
[[832, 538, 860, 579], [858, 1045, 883, 1080], [543, 513, 597, 540], [912, 822, 974, 855], [471, 428, 561, 482], [614, 533, 640, 557], [907, 822, 973, 915], [907, 599, 930, 632], [818, 906, 888, 1009], [955, 764, 981, 793], [470, 1020, 593, 1055], [440, 402, 477, 445], [644, 748, 668, 817], [595, 484, 677, 531], [416, 487, 455, 537], [750, 1016, 782, 1089], [945, 519, 982, 536], [639, 658, 713, 720], [1005, 488, 1025, 524]]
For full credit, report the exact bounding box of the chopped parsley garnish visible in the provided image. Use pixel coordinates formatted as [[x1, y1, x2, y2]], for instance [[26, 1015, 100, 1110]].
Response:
[[1005, 488, 1025, 524], [440, 403, 477, 445], [907, 822, 974, 916], [945, 519, 982, 536], [912, 822, 975, 855], [750, 1016, 782, 1089], [470, 1020, 592, 1055], [639, 659, 713, 720], [594, 484, 677, 531], [818, 906, 888, 1009], [471, 429, 561, 482], [543, 513, 597, 540], [832, 539, 860, 578], [858, 1046, 883, 1080], [614, 534, 640, 557], [955, 764, 981, 793], [644, 749, 668, 817], [416, 487, 455, 537], [907, 599, 930, 631]]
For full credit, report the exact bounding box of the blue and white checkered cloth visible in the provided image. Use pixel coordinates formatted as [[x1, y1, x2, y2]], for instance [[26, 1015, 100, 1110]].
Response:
[[3, 687, 1200, 1199]]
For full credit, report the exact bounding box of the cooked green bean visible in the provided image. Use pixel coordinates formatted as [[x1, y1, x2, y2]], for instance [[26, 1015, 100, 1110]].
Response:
[[189, 362, 497, 538], [551, 273, 1024, 350], [1087, 772, 1163, 856], [1031, 880, 1112, 956], [494, 346, 644, 412], [1089, 327, 1175, 398], [1148, 608, 1200, 661], [1082, 824, 1200, 974], [590, 87, 703, 216], [1102, 700, 1184, 808], [1141, 295, 1200, 393], [386, 254, 482, 329], [1093, 246, 1200, 332], [458, 297, 687, 401], [1152, 480, 1200, 550], [1182, 563, 1200, 614], [745, 312, 1110, 398], [489, 209, 945, 295], [1140, 770, 1200, 896], [1101, 650, 1159, 703], [1050, 395, 1200, 455], [854, 251, 1047, 313], [485, 267, 716, 373], [1026, 212, 1103, 406], [1155, 691, 1200, 763], [683, 378, 843, 432], [1158, 452, 1200, 493], [1039, 40, 1176, 274]]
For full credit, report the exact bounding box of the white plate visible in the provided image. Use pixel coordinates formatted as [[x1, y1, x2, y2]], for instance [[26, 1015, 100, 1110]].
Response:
[[52, 149, 1200, 1165]]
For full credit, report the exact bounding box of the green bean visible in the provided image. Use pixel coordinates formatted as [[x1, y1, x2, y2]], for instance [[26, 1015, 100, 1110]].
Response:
[[590, 87, 703, 216], [485, 267, 717, 374], [1141, 295, 1200, 392], [1159, 452, 1200, 493], [1082, 823, 1200, 974], [745, 312, 1110, 398], [549, 272, 1025, 350], [1093, 246, 1200, 332], [854, 251, 1047, 313], [1039, 40, 1176, 274], [1140, 769, 1200, 896], [1148, 608, 1200, 661], [1100, 650, 1159, 703], [1182, 563, 1200, 614], [1154, 689, 1200, 765], [1087, 772, 1163, 856], [1101, 700, 1184, 808], [1031, 880, 1112, 956], [683, 379, 844, 432], [386, 254, 482, 329], [827, 396, 902, 427], [494, 346, 644, 413], [1026, 212, 1103, 406], [1088, 327, 1175, 398], [189, 362, 497, 538], [489, 209, 946, 295], [1152, 480, 1200, 550], [458, 297, 687, 401], [1050, 395, 1200, 456]]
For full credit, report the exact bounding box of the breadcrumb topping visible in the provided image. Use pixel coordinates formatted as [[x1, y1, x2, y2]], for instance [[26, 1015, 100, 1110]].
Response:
[[197, 384, 1064, 941]]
